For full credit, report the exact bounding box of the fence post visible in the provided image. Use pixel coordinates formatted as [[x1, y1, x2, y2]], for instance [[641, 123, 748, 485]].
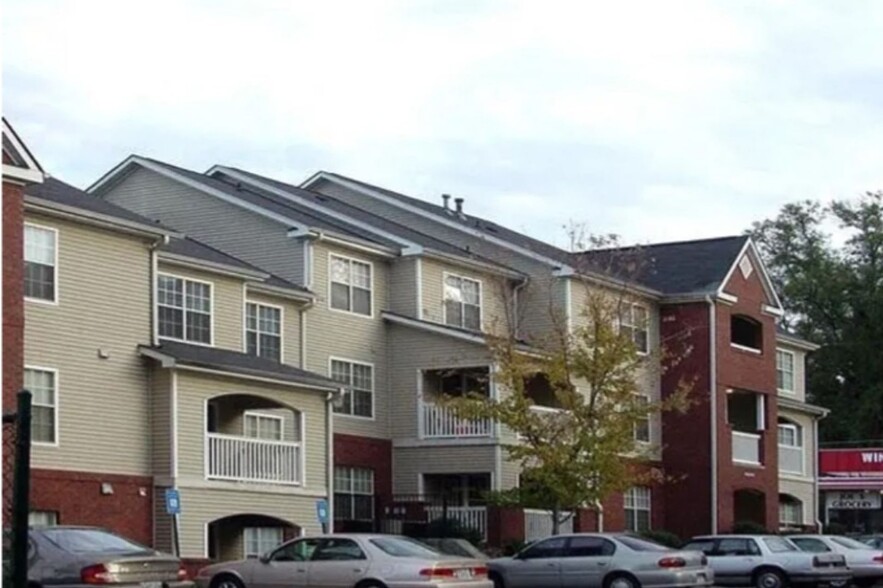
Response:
[[441, 494, 448, 538], [11, 390, 32, 588]]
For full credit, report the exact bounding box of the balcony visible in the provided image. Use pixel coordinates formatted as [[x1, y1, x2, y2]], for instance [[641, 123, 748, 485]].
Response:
[[206, 433, 302, 485], [421, 402, 492, 439], [732, 431, 761, 465]]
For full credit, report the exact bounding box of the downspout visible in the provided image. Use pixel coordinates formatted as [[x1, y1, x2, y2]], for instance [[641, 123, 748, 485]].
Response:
[[325, 389, 339, 534], [706, 295, 718, 534], [595, 499, 605, 532], [814, 416, 825, 532], [149, 236, 169, 346]]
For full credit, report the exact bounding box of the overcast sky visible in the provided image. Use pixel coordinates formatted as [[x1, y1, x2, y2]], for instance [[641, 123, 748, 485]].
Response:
[[3, 1, 882, 248]]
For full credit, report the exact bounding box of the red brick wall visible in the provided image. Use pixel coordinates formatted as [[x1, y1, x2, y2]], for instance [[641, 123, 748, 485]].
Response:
[[334, 433, 392, 500], [30, 469, 154, 546], [660, 302, 713, 539], [715, 249, 779, 532]]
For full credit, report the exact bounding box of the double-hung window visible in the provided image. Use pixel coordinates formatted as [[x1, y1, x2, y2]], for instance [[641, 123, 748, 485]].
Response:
[[243, 527, 283, 558], [633, 395, 651, 443], [620, 304, 649, 354], [624, 486, 651, 532], [778, 423, 801, 448], [24, 224, 57, 302], [444, 274, 481, 331], [244, 412, 284, 441], [334, 467, 374, 521], [246, 302, 282, 361], [776, 350, 795, 393], [157, 275, 212, 344], [330, 359, 373, 418], [25, 368, 57, 445], [330, 255, 372, 316]]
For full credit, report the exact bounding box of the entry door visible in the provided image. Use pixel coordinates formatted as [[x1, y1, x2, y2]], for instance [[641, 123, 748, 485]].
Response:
[[559, 536, 616, 588], [253, 538, 320, 588], [306, 538, 370, 588], [508, 536, 567, 588]]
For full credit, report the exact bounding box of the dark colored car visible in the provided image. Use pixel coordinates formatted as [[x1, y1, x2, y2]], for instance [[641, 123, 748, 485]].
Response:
[[4, 526, 192, 587]]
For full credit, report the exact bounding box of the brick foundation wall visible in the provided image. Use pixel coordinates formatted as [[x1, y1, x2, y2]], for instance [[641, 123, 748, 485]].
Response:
[[30, 469, 153, 546]]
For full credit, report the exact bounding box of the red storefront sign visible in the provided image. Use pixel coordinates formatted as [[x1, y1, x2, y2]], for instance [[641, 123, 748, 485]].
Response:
[[820, 448, 883, 477]]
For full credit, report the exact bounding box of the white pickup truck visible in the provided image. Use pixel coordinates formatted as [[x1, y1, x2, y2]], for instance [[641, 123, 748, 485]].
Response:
[[682, 535, 851, 588]]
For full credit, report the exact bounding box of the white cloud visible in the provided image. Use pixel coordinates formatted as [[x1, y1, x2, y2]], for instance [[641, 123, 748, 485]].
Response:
[[3, 0, 882, 245]]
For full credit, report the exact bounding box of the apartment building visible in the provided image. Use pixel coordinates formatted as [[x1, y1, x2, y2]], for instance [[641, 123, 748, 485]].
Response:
[[19, 176, 344, 565], [77, 157, 828, 544]]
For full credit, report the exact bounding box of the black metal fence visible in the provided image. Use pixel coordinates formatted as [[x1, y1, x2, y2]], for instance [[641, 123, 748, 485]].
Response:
[[3, 391, 32, 588], [372, 494, 484, 544]]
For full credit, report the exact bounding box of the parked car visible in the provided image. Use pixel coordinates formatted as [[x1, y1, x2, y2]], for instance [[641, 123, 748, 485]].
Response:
[[486, 533, 714, 588], [195, 533, 491, 588], [788, 534, 883, 588], [861, 536, 883, 550], [682, 534, 851, 588], [3, 525, 191, 587]]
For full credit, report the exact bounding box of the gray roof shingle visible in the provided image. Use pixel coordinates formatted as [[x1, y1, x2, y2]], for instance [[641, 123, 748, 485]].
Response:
[[141, 340, 340, 389]]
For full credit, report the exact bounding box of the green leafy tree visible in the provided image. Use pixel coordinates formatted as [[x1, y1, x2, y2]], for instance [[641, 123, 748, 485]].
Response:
[[749, 192, 883, 442], [443, 239, 694, 533]]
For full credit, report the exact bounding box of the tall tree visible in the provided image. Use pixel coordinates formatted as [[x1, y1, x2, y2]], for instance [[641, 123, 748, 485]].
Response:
[[749, 192, 883, 442]]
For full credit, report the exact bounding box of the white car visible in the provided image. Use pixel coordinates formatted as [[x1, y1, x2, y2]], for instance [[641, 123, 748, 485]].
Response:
[[788, 535, 883, 588]]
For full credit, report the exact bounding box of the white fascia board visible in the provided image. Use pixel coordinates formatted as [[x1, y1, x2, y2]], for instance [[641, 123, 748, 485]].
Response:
[[2, 119, 44, 173], [717, 238, 784, 311], [246, 282, 315, 303], [776, 333, 820, 352], [303, 172, 571, 270], [210, 166, 421, 251], [138, 347, 177, 368], [2, 165, 44, 184]]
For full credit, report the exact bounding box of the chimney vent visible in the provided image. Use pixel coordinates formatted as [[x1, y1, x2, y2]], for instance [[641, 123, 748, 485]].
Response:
[[442, 194, 451, 210], [454, 197, 464, 214]]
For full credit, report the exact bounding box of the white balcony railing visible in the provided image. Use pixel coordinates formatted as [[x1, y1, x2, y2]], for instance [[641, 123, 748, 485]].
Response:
[[779, 445, 804, 475], [524, 509, 574, 542], [732, 431, 761, 464], [426, 506, 488, 540], [421, 402, 492, 438], [206, 433, 302, 485]]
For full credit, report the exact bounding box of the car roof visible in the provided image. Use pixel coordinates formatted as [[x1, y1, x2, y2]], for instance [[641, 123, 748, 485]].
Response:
[[689, 535, 778, 540]]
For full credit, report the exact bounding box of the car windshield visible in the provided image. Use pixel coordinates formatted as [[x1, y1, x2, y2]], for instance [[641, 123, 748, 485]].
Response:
[[42, 529, 151, 554], [764, 537, 798, 553], [831, 536, 875, 550], [616, 536, 671, 552], [370, 536, 443, 558]]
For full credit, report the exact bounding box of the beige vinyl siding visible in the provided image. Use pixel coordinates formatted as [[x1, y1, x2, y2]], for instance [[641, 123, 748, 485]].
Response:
[[394, 445, 498, 495], [420, 258, 512, 336], [151, 370, 172, 477], [24, 213, 153, 475], [176, 486, 322, 558], [388, 323, 493, 440], [243, 289, 304, 367], [500, 448, 521, 491], [388, 257, 418, 317], [173, 370, 328, 492], [157, 262, 243, 351], [306, 241, 389, 438], [102, 166, 306, 285]]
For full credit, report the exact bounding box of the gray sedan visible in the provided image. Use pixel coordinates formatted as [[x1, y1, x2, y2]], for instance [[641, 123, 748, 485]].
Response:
[[194, 534, 491, 588], [487, 533, 713, 588]]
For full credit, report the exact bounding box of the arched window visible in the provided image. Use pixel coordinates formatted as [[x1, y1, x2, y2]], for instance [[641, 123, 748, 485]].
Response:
[[731, 315, 762, 351]]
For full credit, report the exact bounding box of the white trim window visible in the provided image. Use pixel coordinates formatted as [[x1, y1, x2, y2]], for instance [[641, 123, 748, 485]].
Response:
[[633, 395, 651, 443], [776, 350, 795, 393], [777, 423, 802, 448], [244, 412, 284, 441], [28, 511, 58, 527], [334, 467, 374, 521], [243, 527, 283, 558], [24, 224, 57, 302], [624, 486, 651, 532], [157, 274, 212, 344], [246, 302, 282, 361], [444, 274, 482, 331], [779, 498, 803, 526], [620, 304, 649, 354], [329, 254, 372, 316], [330, 359, 373, 418], [25, 368, 57, 445]]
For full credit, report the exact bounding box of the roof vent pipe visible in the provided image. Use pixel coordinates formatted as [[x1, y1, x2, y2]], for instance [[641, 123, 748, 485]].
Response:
[[454, 197, 464, 214], [442, 194, 451, 210]]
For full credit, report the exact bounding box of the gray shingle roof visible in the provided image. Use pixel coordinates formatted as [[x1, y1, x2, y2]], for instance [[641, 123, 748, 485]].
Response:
[[140, 340, 340, 389], [27, 177, 174, 231], [576, 235, 749, 295]]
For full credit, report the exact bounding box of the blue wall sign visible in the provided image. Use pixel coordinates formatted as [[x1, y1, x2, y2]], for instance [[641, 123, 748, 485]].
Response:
[[165, 488, 181, 515], [316, 498, 329, 524]]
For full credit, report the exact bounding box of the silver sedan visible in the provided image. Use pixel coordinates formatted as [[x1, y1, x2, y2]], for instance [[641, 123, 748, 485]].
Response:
[[787, 535, 883, 588], [194, 533, 492, 588], [487, 533, 713, 588]]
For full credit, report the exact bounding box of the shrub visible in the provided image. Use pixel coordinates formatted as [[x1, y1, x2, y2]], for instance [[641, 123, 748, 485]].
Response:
[[639, 529, 682, 548], [732, 520, 769, 534]]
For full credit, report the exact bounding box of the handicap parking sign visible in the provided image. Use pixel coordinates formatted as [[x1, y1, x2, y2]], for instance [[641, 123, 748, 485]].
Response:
[[165, 488, 181, 515]]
